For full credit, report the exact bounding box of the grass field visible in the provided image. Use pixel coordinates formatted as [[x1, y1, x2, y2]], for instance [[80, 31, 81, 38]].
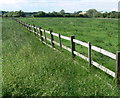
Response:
[[19, 17, 118, 72], [2, 18, 120, 96], [20, 17, 118, 53], [0, 16, 2, 97]]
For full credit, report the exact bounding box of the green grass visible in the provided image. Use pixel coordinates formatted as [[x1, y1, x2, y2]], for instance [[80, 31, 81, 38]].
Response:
[[2, 18, 120, 96], [20, 17, 118, 53], [0, 16, 2, 98], [19, 17, 118, 72]]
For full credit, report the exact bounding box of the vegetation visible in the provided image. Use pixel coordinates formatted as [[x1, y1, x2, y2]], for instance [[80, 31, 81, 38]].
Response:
[[19, 17, 118, 72], [2, 10, 25, 17], [2, 18, 120, 96], [20, 18, 118, 51], [0, 16, 2, 97], [86, 9, 101, 18], [1, 9, 119, 18]]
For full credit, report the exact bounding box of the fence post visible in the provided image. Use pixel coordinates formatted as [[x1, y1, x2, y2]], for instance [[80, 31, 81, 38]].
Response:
[[39, 27, 43, 41], [29, 25, 32, 32], [88, 42, 92, 66], [58, 33, 62, 49], [44, 30, 47, 43], [50, 30, 54, 47], [23, 23, 25, 27], [71, 35, 75, 58], [26, 24, 28, 28], [27, 24, 29, 29], [33, 25, 36, 33], [24, 23, 26, 27], [29, 24, 31, 30], [116, 51, 120, 84]]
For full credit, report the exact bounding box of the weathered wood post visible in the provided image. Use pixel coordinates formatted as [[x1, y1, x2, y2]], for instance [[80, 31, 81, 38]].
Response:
[[26, 24, 28, 29], [71, 35, 75, 58], [26, 23, 27, 28], [116, 51, 120, 84], [23, 23, 25, 27], [44, 30, 47, 43], [26, 24, 28, 28], [50, 30, 54, 47], [27, 24, 29, 29], [39, 27, 43, 41], [25, 23, 27, 27], [24, 23, 26, 27], [24, 23, 25, 27], [88, 42, 92, 66], [58, 33, 62, 49], [29, 24, 31, 30], [33, 25, 36, 33]]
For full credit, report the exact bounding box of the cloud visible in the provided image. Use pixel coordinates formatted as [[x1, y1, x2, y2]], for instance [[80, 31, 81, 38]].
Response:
[[0, 0, 28, 11], [0, 0, 119, 12], [0, 0, 27, 5], [48, 0, 118, 12], [81, 0, 119, 3]]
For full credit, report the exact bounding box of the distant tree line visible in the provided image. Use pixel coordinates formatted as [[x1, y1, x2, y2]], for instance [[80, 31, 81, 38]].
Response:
[[1, 9, 120, 18], [1, 10, 25, 17]]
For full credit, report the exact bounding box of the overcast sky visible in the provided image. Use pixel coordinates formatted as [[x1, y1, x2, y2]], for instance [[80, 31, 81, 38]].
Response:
[[0, 0, 119, 12]]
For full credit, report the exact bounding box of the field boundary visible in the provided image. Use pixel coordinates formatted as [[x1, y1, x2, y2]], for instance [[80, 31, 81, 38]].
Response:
[[13, 18, 120, 84]]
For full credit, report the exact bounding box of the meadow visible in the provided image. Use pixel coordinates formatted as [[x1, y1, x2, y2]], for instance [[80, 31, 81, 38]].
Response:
[[19, 17, 118, 72], [0, 17, 2, 97], [20, 17, 118, 52], [2, 18, 120, 96]]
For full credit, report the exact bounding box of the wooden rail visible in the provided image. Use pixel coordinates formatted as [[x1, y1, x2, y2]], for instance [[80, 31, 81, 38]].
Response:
[[13, 18, 120, 84]]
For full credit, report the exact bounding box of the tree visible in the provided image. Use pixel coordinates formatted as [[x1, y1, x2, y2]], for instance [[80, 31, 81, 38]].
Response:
[[74, 11, 77, 17], [18, 10, 25, 17], [76, 11, 82, 14], [33, 11, 47, 17], [13, 10, 24, 17], [109, 11, 118, 18], [86, 9, 99, 18], [59, 9, 65, 14], [63, 13, 70, 17], [102, 12, 108, 18], [2, 10, 25, 17]]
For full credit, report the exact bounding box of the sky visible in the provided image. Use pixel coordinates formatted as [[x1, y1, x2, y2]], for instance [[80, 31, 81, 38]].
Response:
[[0, 0, 119, 12]]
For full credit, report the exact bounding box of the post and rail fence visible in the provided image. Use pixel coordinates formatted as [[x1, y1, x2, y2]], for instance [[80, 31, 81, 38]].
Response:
[[13, 18, 120, 84]]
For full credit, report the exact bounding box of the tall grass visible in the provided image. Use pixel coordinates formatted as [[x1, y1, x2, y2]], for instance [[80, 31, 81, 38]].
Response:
[[19, 17, 118, 72], [20, 17, 118, 53], [0, 16, 2, 97], [2, 18, 119, 96]]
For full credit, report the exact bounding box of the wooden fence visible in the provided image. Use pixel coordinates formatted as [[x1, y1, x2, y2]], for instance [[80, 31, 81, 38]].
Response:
[[13, 18, 120, 84]]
